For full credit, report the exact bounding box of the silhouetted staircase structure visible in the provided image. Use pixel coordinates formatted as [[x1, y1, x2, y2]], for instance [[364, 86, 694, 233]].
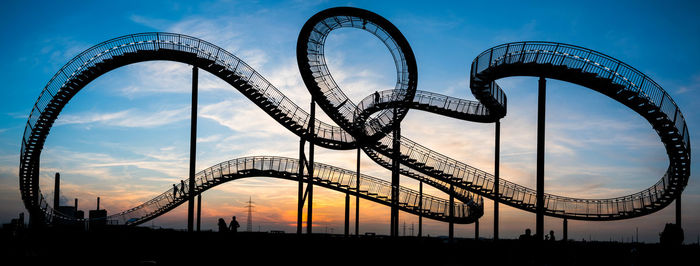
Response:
[[296, 11, 689, 221], [107, 156, 482, 225], [20, 9, 688, 226]]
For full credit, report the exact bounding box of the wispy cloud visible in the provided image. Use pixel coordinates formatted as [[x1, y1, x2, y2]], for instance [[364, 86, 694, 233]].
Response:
[[55, 107, 190, 128], [676, 73, 700, 95], [197, 134, 223, 143]]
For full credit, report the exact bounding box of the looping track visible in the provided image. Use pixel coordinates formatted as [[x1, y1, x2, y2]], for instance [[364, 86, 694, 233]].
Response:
[[20, 7, 689, 225]]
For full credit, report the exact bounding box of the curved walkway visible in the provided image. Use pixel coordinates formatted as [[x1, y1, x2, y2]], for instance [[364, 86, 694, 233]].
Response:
[[20, 7, 689, 224]]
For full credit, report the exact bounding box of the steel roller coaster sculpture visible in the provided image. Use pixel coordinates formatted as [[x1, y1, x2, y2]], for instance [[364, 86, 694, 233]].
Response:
[[20, 7, 690, 230]]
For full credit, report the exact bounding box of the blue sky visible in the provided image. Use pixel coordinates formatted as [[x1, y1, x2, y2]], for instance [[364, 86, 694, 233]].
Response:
[[1, 0, 699, 242]]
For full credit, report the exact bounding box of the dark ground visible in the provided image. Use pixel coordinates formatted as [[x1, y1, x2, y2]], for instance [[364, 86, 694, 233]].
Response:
[[0, 226, 697, 266]]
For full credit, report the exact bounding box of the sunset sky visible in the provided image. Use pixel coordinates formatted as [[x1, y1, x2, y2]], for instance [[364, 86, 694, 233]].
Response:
[[1, 0, 699, 243]]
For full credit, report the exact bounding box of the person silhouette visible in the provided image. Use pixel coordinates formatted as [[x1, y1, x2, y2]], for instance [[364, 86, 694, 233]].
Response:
[[229, 216, 240, 233], [374, 91, 380, 105], [218, 218, 229, 233], [519, 228, 532, 240], [172, 184, 178, 198], [548, 230, 556, 241], [180, 180, 186, 196]]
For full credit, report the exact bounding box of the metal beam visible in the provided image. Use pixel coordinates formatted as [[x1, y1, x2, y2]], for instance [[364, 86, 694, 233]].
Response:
[[187, 66, 198, 232], [449, 183, 454, 242], [418, 181, 422, 237], [196, 193, 201, 232], [676, 193, 682, 228], [297, 139, 305, 235], [345, 192, 350, 236], [494, 120, 500, 240], [302, 182, 311, 203], [54, 173, 60, 210], [391, 108, 401, 237], [536, 76, 546, 240], [563, 218, 568, 242], [355, 148, 360, 236], [307, 100, 315, 234]]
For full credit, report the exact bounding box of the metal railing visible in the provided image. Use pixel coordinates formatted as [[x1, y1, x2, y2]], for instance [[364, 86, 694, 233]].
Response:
[[108, 156, 479, 225]]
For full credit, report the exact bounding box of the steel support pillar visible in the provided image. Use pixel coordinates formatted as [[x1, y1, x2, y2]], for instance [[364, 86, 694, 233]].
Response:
[[196, 193, 201, 232], [307, 100, 315, 234], [345, 193, 350, 237], [187, 66, 198, 232], [355, 148, 360, 236], [494, 120, 500, 240], [563, 218, 568, 242], [418, 181, 423, 237], [391, 109, 401, 237], [449, 183, 454, 242], [54, 173, 60, 209], [536, 76, 546, 241], [676, 193, 682, 228], [30, 160, 41, 227], [297, 139, 305, 235]]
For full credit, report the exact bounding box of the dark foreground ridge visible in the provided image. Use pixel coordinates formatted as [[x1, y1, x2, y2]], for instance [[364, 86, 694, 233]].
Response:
[[1, 227, 697, 266]]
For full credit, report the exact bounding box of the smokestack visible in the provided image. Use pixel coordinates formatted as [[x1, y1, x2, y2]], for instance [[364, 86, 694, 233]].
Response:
[[54, 173, 60, 209], [96, 197, 100, 210], [75, 198, 78, 212]]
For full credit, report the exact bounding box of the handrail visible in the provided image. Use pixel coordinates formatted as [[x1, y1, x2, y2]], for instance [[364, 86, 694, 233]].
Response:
[[106, 156, 481, 225]]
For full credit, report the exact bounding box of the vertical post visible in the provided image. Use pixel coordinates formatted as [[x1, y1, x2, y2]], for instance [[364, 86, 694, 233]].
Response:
[[31, 160, 41, 227], [188, 66, 198, 232], [418, 181, 423, 237], [355, 148, 360, 236], [297, 139, 305, 235], [345, 193, 350, 237], [307, 100, 315, 234], [563, 218, 568, 242], [54, 173, 60, 209], [449, 183, 454, 242], [536, 76, 546, 240], [676, 193, 682, 228], [196, 193, 201, 232], [391, 108, 401, 237], [494, 120, 500, 240]]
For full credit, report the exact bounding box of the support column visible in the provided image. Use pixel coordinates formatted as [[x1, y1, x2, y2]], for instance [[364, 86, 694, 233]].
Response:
[[307, 100, 315, 234], [54, 173, 60, 209], [297, 139, 305, 235], [536, 76, 546, 240], [418, 181, 423, 237], [30, 160, 41, 227], [494, 120, 500, 240], [345, 193, 350, 236], [449, 183, 454, 242], [355, 148, 360, 236], [563, 218, 568, 242], [196, 194, 201, 232], [391, 109, 401, 237], [188, 66, 198, 232], [676, 194, 682, 228]]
